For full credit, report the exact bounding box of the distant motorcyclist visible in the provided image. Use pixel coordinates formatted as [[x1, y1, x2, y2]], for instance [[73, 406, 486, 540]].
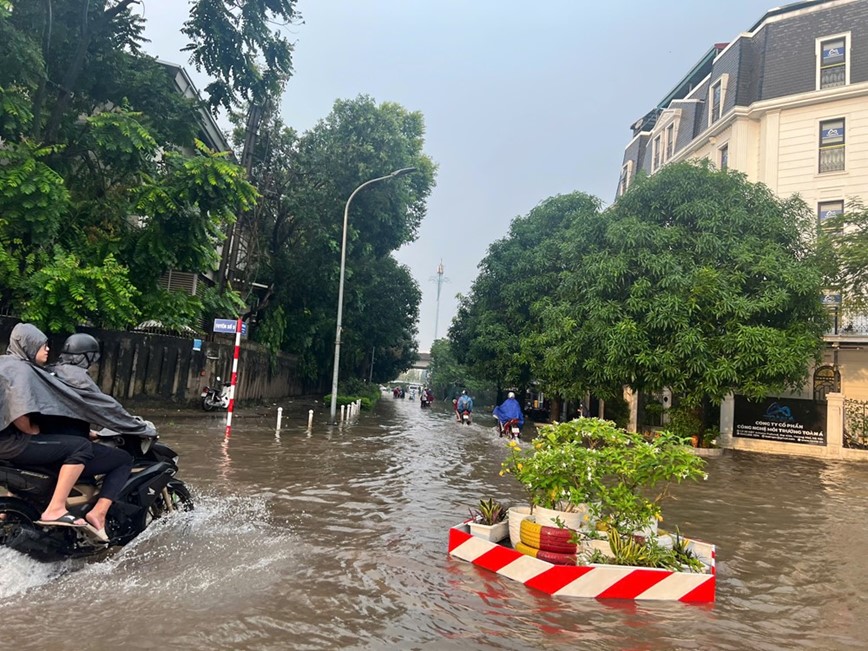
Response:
[[456, 390, 473, 423], [493, 391, 524, 438]]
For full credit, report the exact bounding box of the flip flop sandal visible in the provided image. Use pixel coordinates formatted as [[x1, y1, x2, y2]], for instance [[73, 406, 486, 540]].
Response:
[[35, 512, 87, 528], [83, 524, 110, 543]]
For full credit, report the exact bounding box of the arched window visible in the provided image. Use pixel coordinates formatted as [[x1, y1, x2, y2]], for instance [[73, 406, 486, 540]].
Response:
[[813, 365, 841, 401]]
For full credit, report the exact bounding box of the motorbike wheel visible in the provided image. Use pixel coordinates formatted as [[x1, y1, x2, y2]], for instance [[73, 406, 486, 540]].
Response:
[[148, 481, 194, 523], [202, 396, 217, 411], [0, 496, 41, 547]]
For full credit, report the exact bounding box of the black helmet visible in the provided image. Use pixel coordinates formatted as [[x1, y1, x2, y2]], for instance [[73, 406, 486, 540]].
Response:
[[62, 333, 100, 355], [60, 333, 101, 368]]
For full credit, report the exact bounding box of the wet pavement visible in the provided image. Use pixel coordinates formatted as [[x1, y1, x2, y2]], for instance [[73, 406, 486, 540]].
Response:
[[1, 395, 867, 649]]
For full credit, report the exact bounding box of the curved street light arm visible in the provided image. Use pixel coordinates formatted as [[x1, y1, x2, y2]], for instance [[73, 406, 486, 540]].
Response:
[[329, 167, 417, 423]]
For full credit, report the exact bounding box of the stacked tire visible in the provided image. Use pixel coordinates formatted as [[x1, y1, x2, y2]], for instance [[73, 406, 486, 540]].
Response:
[[515, 518, 577, 565]]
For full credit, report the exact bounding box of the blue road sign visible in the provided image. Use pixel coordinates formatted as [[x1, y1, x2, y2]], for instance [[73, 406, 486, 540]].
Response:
[[213, 319, 248, 335]]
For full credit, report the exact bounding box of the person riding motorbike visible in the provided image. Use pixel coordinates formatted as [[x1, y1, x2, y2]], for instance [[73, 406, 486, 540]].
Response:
[[493, 391, 525, 439], [46, 332, 143, 540], [0, 324, 130, 540], [456, 390, 473, 423]]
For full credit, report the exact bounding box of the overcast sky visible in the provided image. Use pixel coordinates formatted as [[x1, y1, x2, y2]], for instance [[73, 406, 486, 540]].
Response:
[[140, 0, 776, 351]]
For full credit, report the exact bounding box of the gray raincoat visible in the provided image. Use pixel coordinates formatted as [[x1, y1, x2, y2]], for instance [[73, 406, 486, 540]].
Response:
[[0, 323, 152, 437]]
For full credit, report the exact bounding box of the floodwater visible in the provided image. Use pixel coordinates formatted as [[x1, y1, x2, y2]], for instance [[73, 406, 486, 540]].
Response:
[[2, 396, 868, 650]]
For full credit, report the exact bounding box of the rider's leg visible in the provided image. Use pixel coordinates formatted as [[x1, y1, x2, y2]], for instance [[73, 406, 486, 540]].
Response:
[[43, 463, 86, 521], [8, 434, 92, 522], [82, 445, 133, 531]]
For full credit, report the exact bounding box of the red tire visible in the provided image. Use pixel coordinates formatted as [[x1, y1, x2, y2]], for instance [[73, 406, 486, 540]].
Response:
[[520, 518, 578, 554], [515, 541, 577, 566]]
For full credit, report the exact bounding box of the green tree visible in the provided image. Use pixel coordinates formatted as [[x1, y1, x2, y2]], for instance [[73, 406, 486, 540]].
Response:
[[0, 1, 257, 331], [542, 161, 828, 407], [427, 339, 484, 399], [240, 97, 436, 385], [448, 192, 601, 390], [817, 200, 868, 316]]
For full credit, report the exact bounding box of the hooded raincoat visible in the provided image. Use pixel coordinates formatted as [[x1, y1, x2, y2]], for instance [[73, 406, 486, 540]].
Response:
[[0, 324, 153, 442]]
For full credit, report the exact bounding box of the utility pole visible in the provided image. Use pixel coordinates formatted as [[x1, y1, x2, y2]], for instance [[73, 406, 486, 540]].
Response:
[[431, 260, 449, 342]]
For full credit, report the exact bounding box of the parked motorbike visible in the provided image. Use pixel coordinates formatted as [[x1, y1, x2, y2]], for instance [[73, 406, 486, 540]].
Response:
[[498, 418, 522, 440], [201, 376, 231, 411], [0, 427, 193, 562]]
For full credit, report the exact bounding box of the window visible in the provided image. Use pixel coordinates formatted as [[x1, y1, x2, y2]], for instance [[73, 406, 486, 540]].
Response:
[[652, 135, 661, 171], [710, 81, 722, 124], [818, 200, 844, 232], [618, 164, 631, 196], [819, 119, 845, 173], [818, 36, 847, 89], [618, 163, 630, 197], [818, 201, 843, 223], [719, 144, 729, 170], [665, 124, 674, 160]]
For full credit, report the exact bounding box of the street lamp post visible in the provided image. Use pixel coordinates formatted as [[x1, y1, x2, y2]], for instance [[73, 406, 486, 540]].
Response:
[[329, 167, 416, 423]]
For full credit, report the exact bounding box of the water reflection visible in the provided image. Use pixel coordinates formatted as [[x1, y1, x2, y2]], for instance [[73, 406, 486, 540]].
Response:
[[1, 396, 867, 649]]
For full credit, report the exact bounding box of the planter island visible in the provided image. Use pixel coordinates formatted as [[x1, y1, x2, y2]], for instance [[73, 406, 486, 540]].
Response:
[[448, 522, 716, 603]]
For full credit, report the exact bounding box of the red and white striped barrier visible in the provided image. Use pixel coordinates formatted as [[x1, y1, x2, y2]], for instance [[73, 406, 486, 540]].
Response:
[[448, 523, 716, 602]]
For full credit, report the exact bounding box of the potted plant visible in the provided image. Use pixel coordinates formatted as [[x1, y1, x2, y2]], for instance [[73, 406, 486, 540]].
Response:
[[467, 498, 509, 542], [501, 417, 707, 541]]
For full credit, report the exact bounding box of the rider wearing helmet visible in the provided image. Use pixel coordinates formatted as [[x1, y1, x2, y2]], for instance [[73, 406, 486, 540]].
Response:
[[456, 389, 474, 422], [49, 334, 152, 435], [493, 391, 525, 438]]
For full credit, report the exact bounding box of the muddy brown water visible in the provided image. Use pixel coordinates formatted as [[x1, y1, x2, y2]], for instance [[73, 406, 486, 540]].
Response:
[[1, 395, 867, 650]]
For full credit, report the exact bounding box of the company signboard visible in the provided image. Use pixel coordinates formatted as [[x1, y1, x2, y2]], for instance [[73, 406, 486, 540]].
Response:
[[733, 395, 826, 446]]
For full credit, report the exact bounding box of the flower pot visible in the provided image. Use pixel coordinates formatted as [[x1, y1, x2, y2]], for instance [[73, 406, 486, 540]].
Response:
[[469, 520, 509, 543], [507, 506, 532, 547], [634, 518, 658, 539], [580, 538, 613, 557], [535, 505, 589, 532]]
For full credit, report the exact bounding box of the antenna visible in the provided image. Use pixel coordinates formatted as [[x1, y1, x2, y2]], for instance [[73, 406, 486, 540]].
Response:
[[430, 260, 450, 342]]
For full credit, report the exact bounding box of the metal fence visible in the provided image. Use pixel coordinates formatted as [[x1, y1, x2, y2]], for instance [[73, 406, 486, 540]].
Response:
[[844, 399, 868, 449]]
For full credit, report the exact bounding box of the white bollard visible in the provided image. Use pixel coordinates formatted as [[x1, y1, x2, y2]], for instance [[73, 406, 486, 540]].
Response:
[[340, 404, 345, 421], [276, 407, 283, 430], [308, 409, 314, 429]]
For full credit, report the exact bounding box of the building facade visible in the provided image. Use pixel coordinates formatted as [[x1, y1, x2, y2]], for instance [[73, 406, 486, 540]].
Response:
[[617, 0, 868, 456]]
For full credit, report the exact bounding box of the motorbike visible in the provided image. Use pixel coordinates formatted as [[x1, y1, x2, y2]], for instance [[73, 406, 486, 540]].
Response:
[[460, 409, 472, 425], [420, 393, 430, 408], [201, 376, 231, 411], [0, 427, 193, 562], [498, 418, 522, 440]]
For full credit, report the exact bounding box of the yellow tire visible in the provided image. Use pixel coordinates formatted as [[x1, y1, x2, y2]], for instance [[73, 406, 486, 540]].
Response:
[[515, 541, 576, 566], [519, 518, 578, 554]]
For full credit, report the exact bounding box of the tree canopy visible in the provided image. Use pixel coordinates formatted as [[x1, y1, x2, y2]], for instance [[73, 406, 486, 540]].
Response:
[[237, 96, 436, 384], [0, 0, 256, 331], [450, 161, 830, 411], [448, 192, 600, 391]]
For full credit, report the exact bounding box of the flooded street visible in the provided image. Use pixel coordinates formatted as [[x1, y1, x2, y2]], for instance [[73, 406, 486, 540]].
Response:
[[2, 395, 868, 650]]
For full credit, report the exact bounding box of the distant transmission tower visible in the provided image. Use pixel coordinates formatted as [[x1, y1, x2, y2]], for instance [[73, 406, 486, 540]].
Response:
[[431, 260, 450, 342]]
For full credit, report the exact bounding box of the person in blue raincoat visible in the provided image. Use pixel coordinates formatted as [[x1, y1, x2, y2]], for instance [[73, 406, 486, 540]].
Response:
[[493, 392, 524, 437], [455, 390, 473, 422]]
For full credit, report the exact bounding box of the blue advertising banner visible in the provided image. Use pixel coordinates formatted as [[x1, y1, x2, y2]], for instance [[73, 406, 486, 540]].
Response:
[[213, 319, 248, 335], [821, 126, 844, 144], [822, 46, 845, 65], [733, 395, 826, 446]]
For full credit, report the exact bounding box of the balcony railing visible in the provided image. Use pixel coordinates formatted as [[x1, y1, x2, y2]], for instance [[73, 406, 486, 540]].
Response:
[[829, 313, 868, 336], [821, 66, 846, 89], [819, 147, 845, 173]]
